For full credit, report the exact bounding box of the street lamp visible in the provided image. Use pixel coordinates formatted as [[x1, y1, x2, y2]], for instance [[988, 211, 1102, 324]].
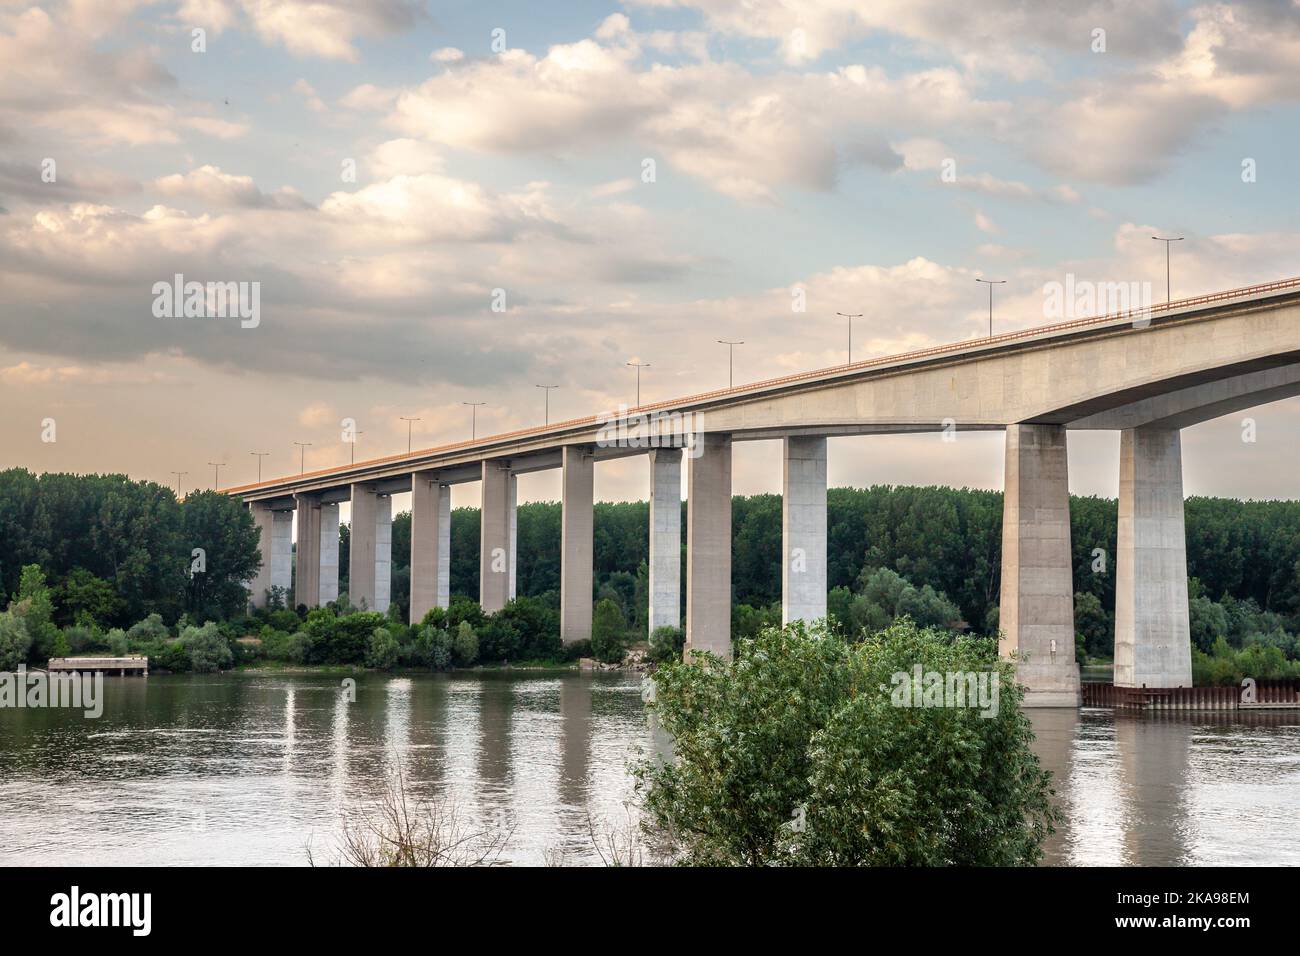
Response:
[[1151, 236, 1184, 303], [399, 416, 421, 455], [536, 384, 559, 425], [208, 461, 225, 490], [626, 361, 650, 407], [836, 312, 863, 364], [975, 278, 1006, 337], [293, 441, 312, 475], [170, 471, 187, 496], [463, 402, 486, 440], [250, 451, 269, 483], [347, 431, 364, 465], [717, 340, 744, 388]]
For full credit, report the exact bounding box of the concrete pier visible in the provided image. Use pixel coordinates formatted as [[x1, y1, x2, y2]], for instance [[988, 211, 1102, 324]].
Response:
[[782, 436, 827, 626], [410, 474, 451, 624], [319, 502, 340, 605], [1114, 426, 1193, 688], [560, 447, 594, 644], [248, 501, 275, 608], [374, 494, 392, 614], [349, 484, 378, 611], [648, 449, 682, 635], [480, 462, 514, 613], [999, 424, 1081, 706], [270, 509, 293, 604], [294, 494, 321, 608], [686, 433, 732, 660]]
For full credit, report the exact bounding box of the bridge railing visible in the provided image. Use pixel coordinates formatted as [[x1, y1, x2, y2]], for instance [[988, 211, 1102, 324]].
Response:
[[223, 275, 1300, 495]]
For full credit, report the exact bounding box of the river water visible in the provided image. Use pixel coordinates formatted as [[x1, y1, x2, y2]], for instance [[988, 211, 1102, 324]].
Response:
[[1, 672, 1297, 866]]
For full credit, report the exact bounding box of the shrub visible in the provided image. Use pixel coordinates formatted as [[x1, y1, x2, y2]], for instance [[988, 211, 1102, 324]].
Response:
[[635, 618, 1059, 866], [179, 622, 233, 673], [452, 621, 479, 667], [591, 598, 629, 664], [127, 613, 170, 644], [648, 625, 684, 663], [0, 611, 32, 670], [366, 627, 401, 670], [105, 628, 129, 657]]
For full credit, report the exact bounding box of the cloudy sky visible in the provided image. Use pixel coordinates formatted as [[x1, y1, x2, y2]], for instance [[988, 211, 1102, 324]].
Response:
[[3, 0, 1300, 514]]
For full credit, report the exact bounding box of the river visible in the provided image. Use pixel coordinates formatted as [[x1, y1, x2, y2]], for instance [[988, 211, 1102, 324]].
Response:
[[1, 672, 1297, 866]]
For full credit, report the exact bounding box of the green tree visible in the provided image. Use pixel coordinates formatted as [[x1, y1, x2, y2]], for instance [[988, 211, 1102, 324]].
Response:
[[591, 598, 628, 663], [635, 619, 1059, 866]]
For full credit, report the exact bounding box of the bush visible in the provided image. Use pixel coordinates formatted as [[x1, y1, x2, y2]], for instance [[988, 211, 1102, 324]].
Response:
[[366, 627, 400, 670], [105, 628, 129, 657], [635, 618, 1059, 866], [127, 613, 170, 644], [648, 625, 684, 663], [0, 610, 32, 670], [179, 622, 233, 673], [591, 598, 629, 664], [452, 621, 478, 667]]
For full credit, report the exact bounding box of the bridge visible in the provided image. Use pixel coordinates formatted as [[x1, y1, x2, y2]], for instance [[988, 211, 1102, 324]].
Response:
[[223, 277, 1300, 706]]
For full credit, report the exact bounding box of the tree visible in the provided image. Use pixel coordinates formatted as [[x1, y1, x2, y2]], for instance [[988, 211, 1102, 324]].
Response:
[[179, 622, 233, 672], [0, 610, 32, 670], [635, 619, 1059, 866], [591, 598, 628, 663], [1073, 590, 1110, 660], [181, 491, 262, 621]]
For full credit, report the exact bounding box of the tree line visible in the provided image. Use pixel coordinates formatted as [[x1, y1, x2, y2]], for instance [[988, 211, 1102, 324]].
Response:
[[5, 468, 1300, 671]]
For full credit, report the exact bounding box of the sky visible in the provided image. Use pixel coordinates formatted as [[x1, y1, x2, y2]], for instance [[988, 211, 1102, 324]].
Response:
[[3, 0, 1300, 519]]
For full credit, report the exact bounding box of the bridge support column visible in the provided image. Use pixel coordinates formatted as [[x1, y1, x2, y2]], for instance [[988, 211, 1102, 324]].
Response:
[[782, 436, 827, 626], [319, 503, 339, 605], [294, 494, 321, 608], [560, 447, 594, 644], [410, 474, 451, 625], [349, 485, 377, 611], [648, 448, 682, 636], [375, 494, 392, 614], [686, 434, 732, 660], [248, 502, 274, 608], [999, 424, 1081, 706], [480, 462, 515, 613], [1114, 427, 1193, 688]]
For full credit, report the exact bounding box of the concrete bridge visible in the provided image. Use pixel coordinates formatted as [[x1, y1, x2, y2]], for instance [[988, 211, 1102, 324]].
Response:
[[224, 277, 1300, 706]]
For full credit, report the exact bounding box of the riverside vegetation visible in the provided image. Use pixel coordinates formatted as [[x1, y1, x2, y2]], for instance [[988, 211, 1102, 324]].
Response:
[[2, 468, 1300, 681]]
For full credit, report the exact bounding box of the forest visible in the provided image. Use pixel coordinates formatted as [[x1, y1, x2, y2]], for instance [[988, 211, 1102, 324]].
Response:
[[3, 467, 1300, 680]]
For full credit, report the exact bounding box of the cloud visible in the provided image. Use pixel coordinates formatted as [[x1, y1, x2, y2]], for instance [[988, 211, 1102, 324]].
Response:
[[152, 166, 310, 209]]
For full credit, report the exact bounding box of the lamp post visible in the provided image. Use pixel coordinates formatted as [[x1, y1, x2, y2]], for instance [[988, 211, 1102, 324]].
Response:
[[626, 361, 650, 407], [717, 340, 744, 388], [536, 385, 559, 425], [208, 461, 225, 490], [1151, 236, 1184, 303], [463, 402, 486, 440], [836, 312, 862, 364], [293, 441, 312, 475], [399, 416, 421, 455], [171, 471, 187, 497], [249, 451, 269, 483], [975, 278, 1006, 337], [348, 431, 364, 465]]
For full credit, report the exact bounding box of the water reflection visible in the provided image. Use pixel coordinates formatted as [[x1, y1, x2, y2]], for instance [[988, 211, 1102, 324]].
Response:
[[1032, 709, 1300, 866], [1, 674, 1297, 866]]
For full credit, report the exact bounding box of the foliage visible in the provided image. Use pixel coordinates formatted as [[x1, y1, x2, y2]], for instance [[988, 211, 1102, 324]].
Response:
[[648, 626, 684, 663], [179, 622, 233, 673], [0, 609, 32, 670], [635, 619, 1059, 866], [591, 598, 629, 664], [366, 627, 401, 670], [1192, 637, 1300, 685]]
